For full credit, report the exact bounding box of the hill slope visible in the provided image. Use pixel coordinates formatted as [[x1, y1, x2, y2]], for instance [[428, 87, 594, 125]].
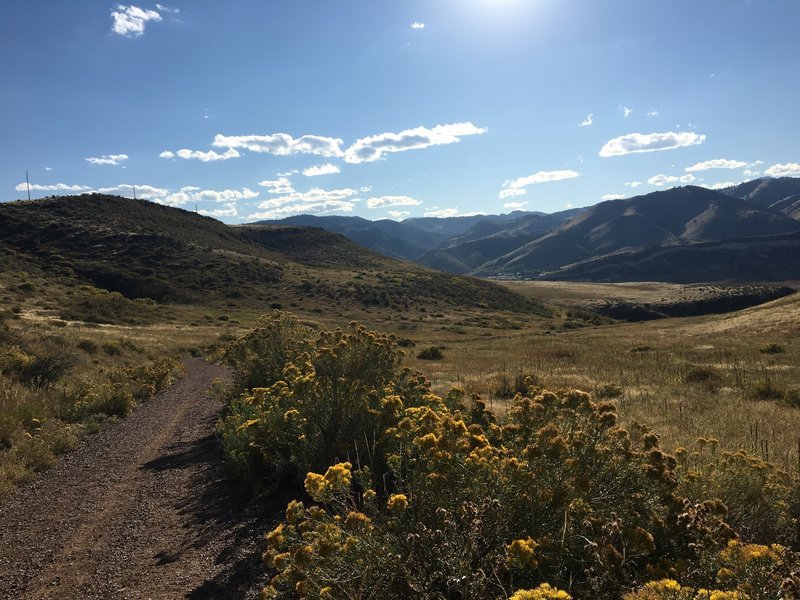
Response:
[[475, 186, 800, 277], [0, 194, 545, 315]]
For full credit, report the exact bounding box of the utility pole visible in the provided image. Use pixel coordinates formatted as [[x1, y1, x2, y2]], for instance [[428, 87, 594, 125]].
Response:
[[25, 171, 31, 201]]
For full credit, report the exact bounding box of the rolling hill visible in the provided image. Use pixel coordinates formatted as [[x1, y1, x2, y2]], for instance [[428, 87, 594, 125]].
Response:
[[0, 194, 546, 317]]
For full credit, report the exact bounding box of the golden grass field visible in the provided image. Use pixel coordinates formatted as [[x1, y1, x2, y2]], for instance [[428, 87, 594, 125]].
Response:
[[2, 263, 799, 497]]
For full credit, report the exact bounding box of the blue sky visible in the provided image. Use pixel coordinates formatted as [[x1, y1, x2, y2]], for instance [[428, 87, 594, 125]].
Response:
[[1, 0, 798, 223]]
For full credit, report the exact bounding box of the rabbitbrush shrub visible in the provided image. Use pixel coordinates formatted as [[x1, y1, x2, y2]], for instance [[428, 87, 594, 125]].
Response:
[[220, 314, 800, 599]]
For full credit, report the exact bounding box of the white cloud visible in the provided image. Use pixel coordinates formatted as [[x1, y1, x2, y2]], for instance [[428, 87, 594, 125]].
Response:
[[646, 173, 693, 187], [303, 163, 340, 177], [625, 181, 643, 188], [580, 113, 593, 127], [601, 194, 626, 200], [503, 201, 528, 210], [259, 177, 295, 194], [411, 22, 425, 29], [498, 187, 527, 199], [647, 110, 660, 117], [257, 187, 358, 209], [159, 150, 175, 158], [199, 203, 238, 218], [98, 184, 169, 199], [172, 148, 240, 162], [424, 207, 458, 217], [620, 105, 633, 117], [388, 210, 410, 219], [111, 5, 162, 37], [191, 188, 259, 203], [248, 199, 355, 220], [344, 122, 486, 164], [155, 3, 178, 13], [764, 162, 800, 177], [86, 153, 129, 166], [213, 133, 344, 158], [685, 158, 748, 172], [499, 169, 580, 199], [15, 182, 90, 192], [366, 195, 422, 209], [699, 181, 739, 190], [44, 167, 53, 171], [359, 186, 373, 193], [648, 174, 679, 186], [599, 131, 706, 157]]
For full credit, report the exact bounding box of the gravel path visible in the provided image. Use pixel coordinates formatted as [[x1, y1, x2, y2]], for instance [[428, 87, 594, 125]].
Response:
[[0, 358, 273, 599]]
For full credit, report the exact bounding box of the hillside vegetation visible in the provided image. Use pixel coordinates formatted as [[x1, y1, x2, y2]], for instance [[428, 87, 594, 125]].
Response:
[[219, 312, 800, 599], [0, 194, 545, 315]]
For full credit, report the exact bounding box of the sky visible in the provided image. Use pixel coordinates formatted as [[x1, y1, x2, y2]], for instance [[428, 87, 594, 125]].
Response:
[[1, 0, 799, 223]]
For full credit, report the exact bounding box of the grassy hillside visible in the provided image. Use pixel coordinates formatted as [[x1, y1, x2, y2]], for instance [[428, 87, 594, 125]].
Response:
[[0, 194, 546, 317]]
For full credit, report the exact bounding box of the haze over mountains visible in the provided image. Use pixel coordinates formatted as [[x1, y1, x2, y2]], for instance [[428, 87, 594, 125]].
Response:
[[256, 177, 800, 282]]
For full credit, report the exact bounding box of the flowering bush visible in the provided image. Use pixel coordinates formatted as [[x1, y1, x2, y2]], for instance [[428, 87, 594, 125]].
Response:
[[218, 318, 440, 485], [219, 315, 800, 598]]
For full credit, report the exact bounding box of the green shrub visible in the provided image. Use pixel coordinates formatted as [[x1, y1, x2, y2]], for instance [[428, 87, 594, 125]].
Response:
[[676, 440, 795, 547], [259, 389, 730, 599], [595, 383, 624, 399], [77, 339, 99, 354], [416, 346, 443, 360], [218, 321, 436, 486], [759, 343, 785, 354]]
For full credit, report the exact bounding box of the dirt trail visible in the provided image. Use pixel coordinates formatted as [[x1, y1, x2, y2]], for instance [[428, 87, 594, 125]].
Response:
[[0, 358, 272, 599]]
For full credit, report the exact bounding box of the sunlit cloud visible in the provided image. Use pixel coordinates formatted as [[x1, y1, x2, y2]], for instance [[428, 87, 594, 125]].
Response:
[[601, 194, 626, 200], [159, 148, 240, 162], [764, 162, 800, 177], [625, 181, 643, 188], [344, 122, 486, 164], [645, 173, 695, 187], [213, 133, 344, 158], [303, 163, 341, 177], [257, 188, 359, 209], [424, 207, 459, 217], [259, 177, 295, 194], [366, 195, 422, 209], [599, 131, 706, 157], [499, 169, 580, 199], [685, 158, 748, 172], [388, 210, 410, 219], [199, 203, 238, 218], [503, 201, 528, 210], [698, 181, 739, 190], [111, 5, 162, 37], [98, 184, 169, 199], [15, 182, 90, 192], [620, 105, 633, 117], [247, 199, 355, 220], [411, 22, 425, 29], [580, 114, 593, 127], [86, 153, 129, 166]]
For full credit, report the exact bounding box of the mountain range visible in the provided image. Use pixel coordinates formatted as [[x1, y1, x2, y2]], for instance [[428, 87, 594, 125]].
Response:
[[255, 177, 800, 282]]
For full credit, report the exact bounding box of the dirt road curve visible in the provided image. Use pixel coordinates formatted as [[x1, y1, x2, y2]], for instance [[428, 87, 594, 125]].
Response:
[[0, 358, 271, 599]]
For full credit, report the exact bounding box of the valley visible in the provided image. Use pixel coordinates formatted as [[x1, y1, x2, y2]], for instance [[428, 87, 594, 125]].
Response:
[[0, 193, 798, 598]]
